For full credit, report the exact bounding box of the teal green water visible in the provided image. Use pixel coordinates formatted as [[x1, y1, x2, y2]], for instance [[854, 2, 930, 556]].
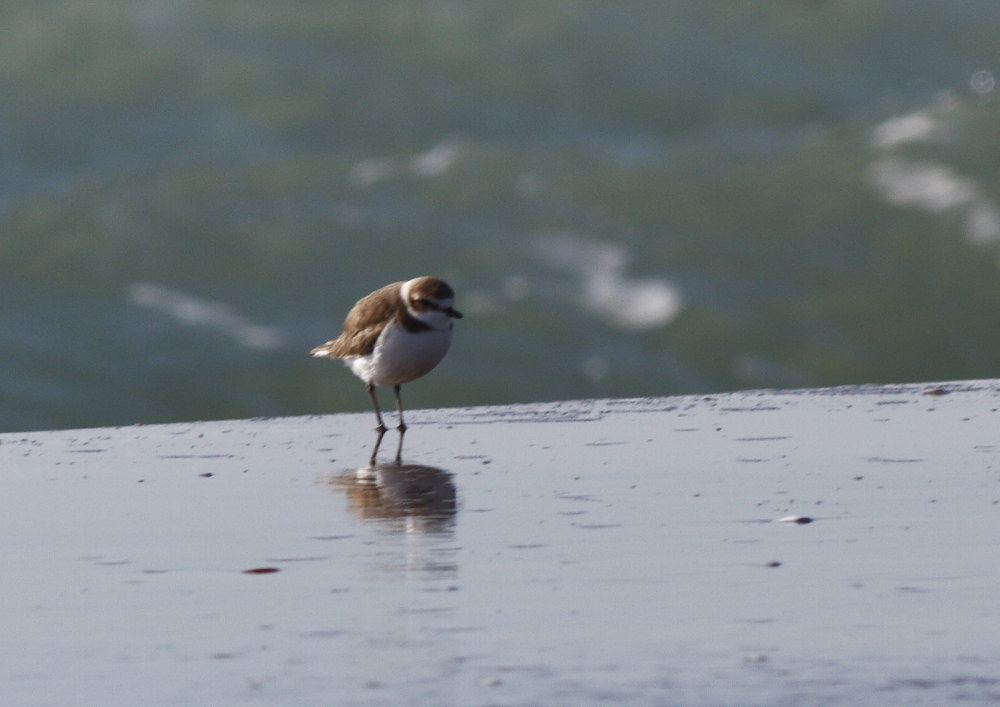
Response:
[[3, 1, 1000, 431]]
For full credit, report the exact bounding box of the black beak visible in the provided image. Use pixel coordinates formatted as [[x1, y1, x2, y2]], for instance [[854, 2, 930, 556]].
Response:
[[446, 307, 463, 319]]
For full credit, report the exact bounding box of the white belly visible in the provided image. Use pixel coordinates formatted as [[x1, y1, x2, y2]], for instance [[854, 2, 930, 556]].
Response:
[[348, 321, 453, 387]]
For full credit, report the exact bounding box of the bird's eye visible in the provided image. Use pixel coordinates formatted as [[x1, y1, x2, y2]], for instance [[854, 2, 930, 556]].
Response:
[[418, 298, 437, 309]]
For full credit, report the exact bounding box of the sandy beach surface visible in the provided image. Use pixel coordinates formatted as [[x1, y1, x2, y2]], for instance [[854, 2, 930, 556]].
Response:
[[2, 380, 999, 705]]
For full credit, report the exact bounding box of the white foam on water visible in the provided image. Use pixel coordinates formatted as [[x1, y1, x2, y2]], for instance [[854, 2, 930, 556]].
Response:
[[868, 157, 1000, 247], [349, 138, 463, 187], [127, 282, 284, 351], [409, 138, 462, 177], [871, 110, 942, 148], [869, 97, 1000, 247], [530, 232, 682, 331], [868, 158, 977, 212]]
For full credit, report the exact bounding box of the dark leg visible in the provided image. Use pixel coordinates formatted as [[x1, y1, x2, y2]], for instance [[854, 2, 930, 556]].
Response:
[[393, 427, 404, 464], [369, 427, 386, 466], [366, 382, 386, 433], [393, 384, 407, 432]]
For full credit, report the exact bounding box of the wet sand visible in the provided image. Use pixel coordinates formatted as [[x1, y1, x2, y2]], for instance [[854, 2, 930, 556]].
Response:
[[1, 380, 999, 705]]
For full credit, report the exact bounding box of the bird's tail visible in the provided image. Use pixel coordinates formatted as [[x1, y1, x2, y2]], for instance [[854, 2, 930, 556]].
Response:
[[310, 343, 333, 357]]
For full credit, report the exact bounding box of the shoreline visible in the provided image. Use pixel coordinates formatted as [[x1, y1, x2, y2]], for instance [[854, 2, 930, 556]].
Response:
[[2, 378, 998, 705]]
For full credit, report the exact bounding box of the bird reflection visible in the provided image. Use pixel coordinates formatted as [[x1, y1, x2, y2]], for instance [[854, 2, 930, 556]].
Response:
[[329, 455, 457, 536]]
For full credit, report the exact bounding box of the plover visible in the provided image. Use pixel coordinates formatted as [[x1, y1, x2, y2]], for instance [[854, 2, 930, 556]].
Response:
[[310, 276, 462, 432]]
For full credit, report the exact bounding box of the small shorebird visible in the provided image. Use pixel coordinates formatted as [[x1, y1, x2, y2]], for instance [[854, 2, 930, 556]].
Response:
[[310, 276, 462, 433]]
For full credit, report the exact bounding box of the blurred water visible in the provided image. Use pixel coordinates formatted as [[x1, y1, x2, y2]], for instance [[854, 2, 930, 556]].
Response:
[[3, 0, 1000, 431]]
